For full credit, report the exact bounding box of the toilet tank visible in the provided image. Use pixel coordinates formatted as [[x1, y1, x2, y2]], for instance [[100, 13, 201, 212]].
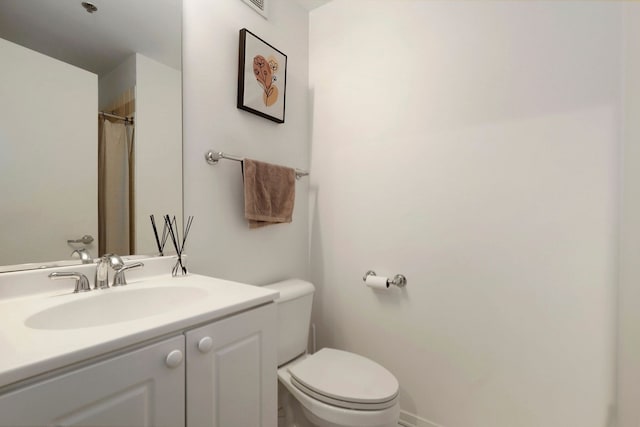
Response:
[[264, 279, 315, 366]]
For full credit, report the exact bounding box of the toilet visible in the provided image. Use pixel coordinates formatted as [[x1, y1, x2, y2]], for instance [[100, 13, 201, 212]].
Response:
[[265, 279, 400, 427]]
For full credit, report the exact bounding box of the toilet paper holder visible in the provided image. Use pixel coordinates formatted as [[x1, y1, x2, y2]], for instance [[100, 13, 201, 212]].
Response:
[[362, 270, 407, 288]]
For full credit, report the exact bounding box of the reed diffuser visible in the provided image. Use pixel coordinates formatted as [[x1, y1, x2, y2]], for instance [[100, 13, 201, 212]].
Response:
[[164, 215, 194, 277]]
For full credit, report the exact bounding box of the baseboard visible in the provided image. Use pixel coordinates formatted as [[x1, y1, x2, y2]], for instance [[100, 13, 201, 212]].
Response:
[[399, 410, 445, 427]]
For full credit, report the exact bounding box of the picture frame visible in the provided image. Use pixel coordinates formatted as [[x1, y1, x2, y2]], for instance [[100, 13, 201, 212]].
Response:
[[237, 28, 288, 124]]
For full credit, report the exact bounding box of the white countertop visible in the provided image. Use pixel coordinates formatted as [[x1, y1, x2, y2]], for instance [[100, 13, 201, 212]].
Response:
[[0, 256, 279, 390]]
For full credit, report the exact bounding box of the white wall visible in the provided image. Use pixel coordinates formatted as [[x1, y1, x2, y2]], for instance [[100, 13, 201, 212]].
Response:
[[135, 54, 183, 254], [98, 54, 136, 110], [182, 0, 310, 284], [0, 38, 97, 265], [309, 2, 620, 426], [618, 3, 640, 427]]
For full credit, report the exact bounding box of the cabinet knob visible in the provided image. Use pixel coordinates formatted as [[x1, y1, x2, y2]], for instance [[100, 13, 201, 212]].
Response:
[[165, 349, 183, 368], [197, 336, 213, 353]]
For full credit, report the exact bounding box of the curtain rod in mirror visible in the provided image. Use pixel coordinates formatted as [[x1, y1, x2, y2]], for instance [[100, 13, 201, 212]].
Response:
[[99, 111, 134, 124]]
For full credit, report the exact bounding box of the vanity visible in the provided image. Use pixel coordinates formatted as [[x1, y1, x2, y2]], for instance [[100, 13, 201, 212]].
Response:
[[0, 256, 278, 427], [0, 2, 280, 425]]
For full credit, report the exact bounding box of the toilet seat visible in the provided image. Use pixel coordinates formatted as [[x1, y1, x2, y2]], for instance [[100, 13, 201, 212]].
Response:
[[288, 348, 399, 410], [278, 354, 401, 427]]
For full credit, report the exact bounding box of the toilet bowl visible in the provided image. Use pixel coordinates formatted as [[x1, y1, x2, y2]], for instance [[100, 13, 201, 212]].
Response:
[[265, 279, 400, 427]]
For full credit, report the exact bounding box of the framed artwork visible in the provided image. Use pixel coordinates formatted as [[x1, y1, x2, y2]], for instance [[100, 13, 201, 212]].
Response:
[[237, 28, 287, 123]]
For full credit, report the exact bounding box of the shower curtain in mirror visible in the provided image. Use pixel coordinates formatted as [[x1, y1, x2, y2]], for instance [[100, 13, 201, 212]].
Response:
[[98, 99, 135, 256]]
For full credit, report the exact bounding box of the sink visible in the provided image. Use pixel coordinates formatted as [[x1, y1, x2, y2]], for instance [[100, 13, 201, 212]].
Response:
[[25, 286, 208, 330]]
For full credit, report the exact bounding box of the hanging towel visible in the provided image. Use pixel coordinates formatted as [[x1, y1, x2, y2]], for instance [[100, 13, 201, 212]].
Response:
[[243, 158, 296, 228]]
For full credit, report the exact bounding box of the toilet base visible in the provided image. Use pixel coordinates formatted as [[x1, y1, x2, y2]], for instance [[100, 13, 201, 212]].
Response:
[[279, 381, 313, 427], [300, 404, 398, 427], [278, 383, 398, 427]]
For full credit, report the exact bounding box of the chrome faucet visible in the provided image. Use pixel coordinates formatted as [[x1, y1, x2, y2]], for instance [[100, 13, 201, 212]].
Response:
[[49, 271, 91, 293], [71, 248, 93, 264], [48, 254, 144, 294], [112, 261, 144, 286], [94, 253, 124, 289]]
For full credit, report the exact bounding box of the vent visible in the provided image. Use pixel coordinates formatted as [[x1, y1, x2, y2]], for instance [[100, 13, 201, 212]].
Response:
[[241, 0, 268, 19]]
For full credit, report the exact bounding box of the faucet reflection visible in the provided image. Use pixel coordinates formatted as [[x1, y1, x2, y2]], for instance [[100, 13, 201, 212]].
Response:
[[70, 248, 92, 264]]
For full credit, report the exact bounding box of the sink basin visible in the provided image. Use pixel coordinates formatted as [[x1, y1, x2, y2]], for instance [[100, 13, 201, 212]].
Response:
[[25, 286, 208, 330]]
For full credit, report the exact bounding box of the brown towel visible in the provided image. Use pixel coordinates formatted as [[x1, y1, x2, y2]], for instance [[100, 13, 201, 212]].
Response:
[[243, 159, 296, 228]]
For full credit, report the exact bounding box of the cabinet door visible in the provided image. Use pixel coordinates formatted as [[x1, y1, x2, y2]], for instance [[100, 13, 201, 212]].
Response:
[[0, 335, 185, 427], [186, 304, 277, 427]]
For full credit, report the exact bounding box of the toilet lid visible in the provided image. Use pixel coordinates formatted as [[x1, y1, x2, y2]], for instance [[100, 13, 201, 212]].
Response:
[[288, 348, 399, 408]]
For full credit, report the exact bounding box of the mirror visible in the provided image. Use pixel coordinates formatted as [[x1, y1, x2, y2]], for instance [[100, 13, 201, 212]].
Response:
[[0, 0, 183, 272]]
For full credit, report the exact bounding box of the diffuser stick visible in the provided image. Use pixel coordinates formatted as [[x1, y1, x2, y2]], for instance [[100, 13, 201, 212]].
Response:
[[164, 215, 180, 255], [182, 216, 194, 249], [150, 215, 164, 256], [160, 220, 170, 252], [172, 216, 180, 249]]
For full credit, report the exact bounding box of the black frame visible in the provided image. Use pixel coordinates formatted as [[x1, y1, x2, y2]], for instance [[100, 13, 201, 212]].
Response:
[[237, 28, 288, 124]]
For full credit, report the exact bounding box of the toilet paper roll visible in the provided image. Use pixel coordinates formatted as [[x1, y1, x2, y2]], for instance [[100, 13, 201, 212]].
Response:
[[365, 275, 389, 290]]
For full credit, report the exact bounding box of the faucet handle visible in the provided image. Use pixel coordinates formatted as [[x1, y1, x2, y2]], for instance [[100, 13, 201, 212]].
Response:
[[112, 262, 144, 287], [49, 272, 91, 293]]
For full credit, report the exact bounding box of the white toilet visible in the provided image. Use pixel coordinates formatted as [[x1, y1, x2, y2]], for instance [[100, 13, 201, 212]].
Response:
[[265, 279, 400, 427]]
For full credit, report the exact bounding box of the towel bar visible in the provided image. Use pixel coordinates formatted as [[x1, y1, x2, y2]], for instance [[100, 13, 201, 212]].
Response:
[[205, 150, 309, 180]]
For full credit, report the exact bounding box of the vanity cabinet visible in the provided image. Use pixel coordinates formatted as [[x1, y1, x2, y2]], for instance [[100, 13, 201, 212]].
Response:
[[0, 303, 277, 427], [186, 303, 277, 427], [0, 335, 186, 427]]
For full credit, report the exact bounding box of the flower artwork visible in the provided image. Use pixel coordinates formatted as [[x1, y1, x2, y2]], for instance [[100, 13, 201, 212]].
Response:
[[252, 55, 280, 107], [238, 29, 287, 123]]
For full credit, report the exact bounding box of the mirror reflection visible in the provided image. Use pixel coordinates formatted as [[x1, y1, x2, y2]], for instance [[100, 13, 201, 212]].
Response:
[[0, 0, 183, 272]]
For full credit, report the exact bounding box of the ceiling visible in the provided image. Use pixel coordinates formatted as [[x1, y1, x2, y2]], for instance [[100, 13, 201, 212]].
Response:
[[295, 0, 332, 11], [0, 0, 331, 76], [0, 0, 181, 76]]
